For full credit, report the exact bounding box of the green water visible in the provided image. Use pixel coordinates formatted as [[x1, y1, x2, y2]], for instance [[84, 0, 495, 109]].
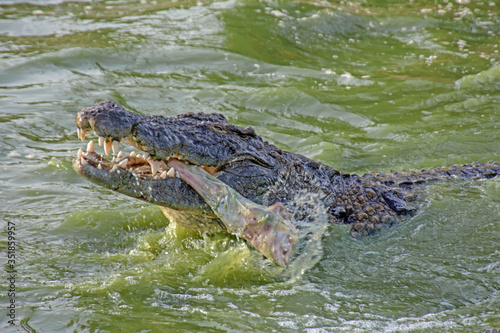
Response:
[[1, 0, 499, 331]]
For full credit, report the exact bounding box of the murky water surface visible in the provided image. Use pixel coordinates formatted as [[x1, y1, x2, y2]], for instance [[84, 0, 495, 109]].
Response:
[[1, 0, 499, 332]]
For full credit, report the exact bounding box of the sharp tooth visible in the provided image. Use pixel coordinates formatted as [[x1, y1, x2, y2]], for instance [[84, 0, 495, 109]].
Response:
[[78, 148, 83, 159], [98, 163, 102, 170], [147, 157, 162, 175], [81, 129, 87, 142], [98, 136, 105, 147], [104, 140, 112, 156], [77, 128, 82, 140], [160, 170, 167, 179], [112, 140, 119, 154], [110, 165, 119, 173], [175, 171, 180, 178], [143, 152, 149, 160], [117, 151, 123, 159], [118, 159, 128, 169], [137, 154, 143, 160], [81, 158, 88, 166], [151, 161, 159, 175], [130, 151, 136, 158], [167, 168, 175, 178], [86, 140, 95, 153]]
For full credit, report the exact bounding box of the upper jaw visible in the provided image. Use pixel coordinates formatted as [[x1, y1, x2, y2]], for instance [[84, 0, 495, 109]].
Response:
[[75, 101, 277, 169], [75, 102, 222, 177]]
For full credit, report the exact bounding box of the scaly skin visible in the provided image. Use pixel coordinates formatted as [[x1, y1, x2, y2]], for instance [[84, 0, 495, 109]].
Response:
[[73, 101, 500, 238]]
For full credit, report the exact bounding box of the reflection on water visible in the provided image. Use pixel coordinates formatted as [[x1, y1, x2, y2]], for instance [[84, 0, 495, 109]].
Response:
[[1, 0, 499, 332]]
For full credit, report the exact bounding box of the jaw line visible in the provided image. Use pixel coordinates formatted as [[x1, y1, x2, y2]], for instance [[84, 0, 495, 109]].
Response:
[[75, 100, 275, 174]]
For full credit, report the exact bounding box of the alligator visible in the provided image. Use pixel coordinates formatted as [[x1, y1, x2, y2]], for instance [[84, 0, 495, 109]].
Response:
[[73, 101, 500, 264]]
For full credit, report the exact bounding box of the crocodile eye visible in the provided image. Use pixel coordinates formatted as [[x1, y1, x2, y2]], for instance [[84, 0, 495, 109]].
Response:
[[211, 126, 226, 134]]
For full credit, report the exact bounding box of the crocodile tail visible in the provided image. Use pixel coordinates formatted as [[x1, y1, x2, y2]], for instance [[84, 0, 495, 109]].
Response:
[[340, 161, 500, 237], [365, 161, 500, 188]]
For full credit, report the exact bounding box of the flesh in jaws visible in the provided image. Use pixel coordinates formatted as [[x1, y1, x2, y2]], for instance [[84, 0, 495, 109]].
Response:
[[168, 159, 299, 267]]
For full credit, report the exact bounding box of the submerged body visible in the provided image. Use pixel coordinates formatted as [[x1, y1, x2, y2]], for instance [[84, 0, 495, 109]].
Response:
[[73, 101, 500, 264]]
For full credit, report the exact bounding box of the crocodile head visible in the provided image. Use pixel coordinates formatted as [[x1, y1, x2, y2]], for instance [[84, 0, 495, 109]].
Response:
[[72, 101, 281, 231]]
